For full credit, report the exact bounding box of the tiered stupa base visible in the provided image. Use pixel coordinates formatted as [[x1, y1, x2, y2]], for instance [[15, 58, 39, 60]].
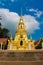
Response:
[[0, 50, 43, 65], [0, 50, 43, 61]]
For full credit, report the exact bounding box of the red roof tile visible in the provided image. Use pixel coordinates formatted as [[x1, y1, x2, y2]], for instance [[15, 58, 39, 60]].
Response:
[[0, 38, 7, 44]]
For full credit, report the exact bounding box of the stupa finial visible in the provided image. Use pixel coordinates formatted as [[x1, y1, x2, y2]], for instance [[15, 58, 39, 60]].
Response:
[[21, 8, 22, 17]]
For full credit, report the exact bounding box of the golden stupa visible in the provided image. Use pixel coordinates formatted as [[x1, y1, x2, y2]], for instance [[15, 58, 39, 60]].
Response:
[[7, 10, 35, 50]]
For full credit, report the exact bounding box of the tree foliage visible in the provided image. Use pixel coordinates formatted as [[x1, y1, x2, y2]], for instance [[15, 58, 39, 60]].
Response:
[[0, 22, 9, 38]]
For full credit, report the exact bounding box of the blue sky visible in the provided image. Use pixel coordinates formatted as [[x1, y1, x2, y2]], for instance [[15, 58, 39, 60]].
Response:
[[0, 0, 43, 41]]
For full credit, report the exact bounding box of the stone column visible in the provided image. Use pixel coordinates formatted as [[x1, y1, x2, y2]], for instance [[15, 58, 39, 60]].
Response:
[[42, 42, 43, 49], [1, 42, 3, 50], [28, 42, 31, 50], [10, 42, 12, 50]]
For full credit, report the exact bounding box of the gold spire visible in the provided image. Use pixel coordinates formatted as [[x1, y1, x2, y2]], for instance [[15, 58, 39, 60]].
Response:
[[20, 8, 23, 23], [15, 8, 27, 34]]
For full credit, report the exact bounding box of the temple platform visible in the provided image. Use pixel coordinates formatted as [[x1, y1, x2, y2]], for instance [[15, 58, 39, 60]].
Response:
[[0, 50, 43, 65]]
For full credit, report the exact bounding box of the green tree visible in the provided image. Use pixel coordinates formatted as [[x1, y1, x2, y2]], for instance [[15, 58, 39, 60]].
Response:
[[0, 22, 9, 38]]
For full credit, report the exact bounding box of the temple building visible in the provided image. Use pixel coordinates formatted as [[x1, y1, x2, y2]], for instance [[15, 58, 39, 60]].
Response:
[[7, 13, 35, 50], [0, 13, 43, 50]]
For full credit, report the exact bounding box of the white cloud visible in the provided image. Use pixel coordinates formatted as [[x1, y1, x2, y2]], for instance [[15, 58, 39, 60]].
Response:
[[29, 8, 38, 12], [34, 11, 42, 18], [23, 15, 40, 33], [0, 8, 40, 36], [28, 8, 43, 18]]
